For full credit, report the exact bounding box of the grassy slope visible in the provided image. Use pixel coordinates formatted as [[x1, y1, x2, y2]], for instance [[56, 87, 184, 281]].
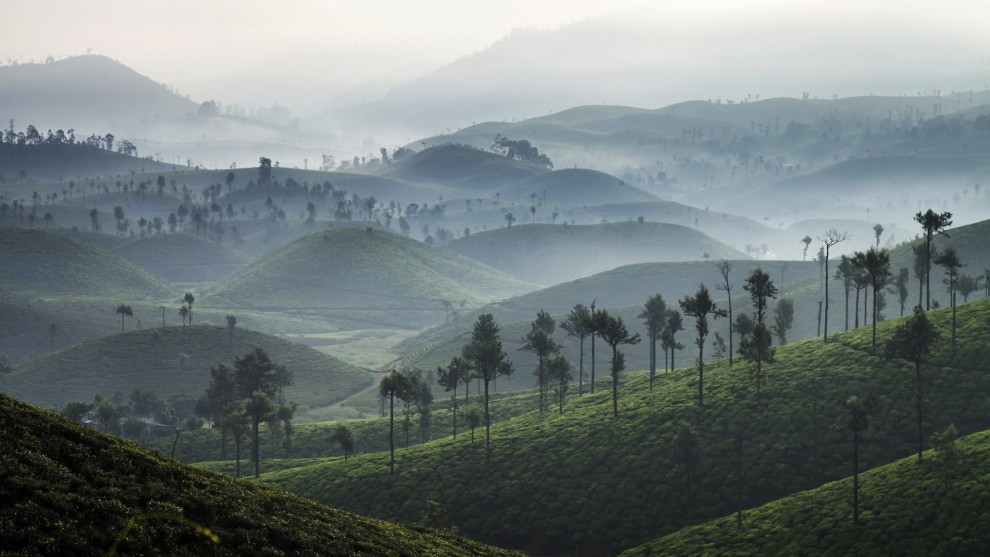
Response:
[[0, 299, 113, 364], [261, 298, 990, 556], [497, 168, 660, 208], [207, 227, 535, 326], [443, 221, 747, 286], [111, 232, 254, 283], [0, 227, 174, 301], [0, 393, 521, 557], [7, 325, 371, 421], [623, 429, 990, 556]]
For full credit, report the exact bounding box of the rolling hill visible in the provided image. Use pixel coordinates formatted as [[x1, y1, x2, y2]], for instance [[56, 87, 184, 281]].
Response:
[[442, 221, 747, 285], [0, 393, 521, 556], [623, 429, 990, 556], [382, 144, 545, 190], [206, 226, 536, 329], [111, 233, 254, 284], [0, 227, 174, 301], [0, 299, 113, 364], [0, 143, 181, 183], [497, 168, 660, 209], [0, 55, 196, 132], [7, 325, 372, 422], [259, 297, 990, 555]]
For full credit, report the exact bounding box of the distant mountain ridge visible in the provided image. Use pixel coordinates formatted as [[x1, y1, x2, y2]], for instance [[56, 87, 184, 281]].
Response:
[[0, 55, 196, 131]]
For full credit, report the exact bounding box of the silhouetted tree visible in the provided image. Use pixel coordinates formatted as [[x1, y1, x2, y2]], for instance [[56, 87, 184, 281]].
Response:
[[873, 223, 884, 248], [258, 157, 272, 187], [333, 424, 355, 460], [890, 267, 910, 317], [379, 370, 411, 473], [843, 394, 878, 525], [520, 311, 559, 413], [560, 304, 591, 395], [715, 261, 735, 366], [886, 305, 939, 463], [912, 243, 928, 309], [835, 255, 854, 331], [546, 354, 573, 414], [915, 209, 953, 310], [819, 229, 849, 342], [204, 363, 236, 459], [934, 247, 962, 346], [639, 294, 667, 389], [233, 348, 292, 478], [773, 297, 794, 345], [225, 404, 248, 478], [597, 310, 640, 416], [226, 315, 237, 350], [437, 356, 470, 437], [957, 273, 979, 303], [680, 284, 726, 406], [465, 407, 482, 443], [660, 310, 684, 373], [463, 313, 513, 463], [852, 247, 892, 346], [183, 292, 195, 324], [115, 304, 132, 332], [801, 235, 812, 260]]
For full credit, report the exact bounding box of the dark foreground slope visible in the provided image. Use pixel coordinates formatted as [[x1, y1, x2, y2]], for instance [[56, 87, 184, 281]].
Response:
[[624, 429, 990, 556], [0, 393, 521, 556]]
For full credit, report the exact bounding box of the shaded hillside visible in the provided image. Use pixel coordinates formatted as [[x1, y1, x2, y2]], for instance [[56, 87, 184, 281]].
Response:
[[624, 429, 990, 556], [497, 168, 659, 209], [112, 233, 254, 284], [0, 143, 179, 183], [8, 325, 371, 422], [0, 393, 521, 556], [262, 298, 990, 555], [443, 221, 746, 285], [383, 144, 544, 190], [0, 228, 174, 301], [207, 227, 535, 329], [0, 55, 195, 130], [0, 300, 112, 364]]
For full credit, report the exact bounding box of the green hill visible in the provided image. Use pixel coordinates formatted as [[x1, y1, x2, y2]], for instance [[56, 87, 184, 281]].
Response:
[[7, 325, 371, 422], [383, 144, 544, 190], [0, 143, 180, 183], [623, 429, 990, 556], [260, 298, 990, 555], [0, 393, 521, 556], [0, 299, 113, 364], [442, 221, 747, 285], [0, 227, 174, 301], [497, 168, 659, 209], [111, 233, 254, 284], [207, 227, 536, 329]]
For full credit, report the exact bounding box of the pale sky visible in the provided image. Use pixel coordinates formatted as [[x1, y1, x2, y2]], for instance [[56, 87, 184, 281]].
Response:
[[3, 0, 988, 115]]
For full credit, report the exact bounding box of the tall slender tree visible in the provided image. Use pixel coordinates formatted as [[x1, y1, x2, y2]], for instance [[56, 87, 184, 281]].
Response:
[[843, 394, 878, 525], [115, 304, 133, 332], [560, 304, 591, 395], [912, 243, 929, 309], [546, 354, 573, 414], [463, 313, 513, 464], [380, 370, 411, 473], [520, 310, 559, 412], [437, 356, 470, 438], [639, 294, 667, 389], [660, 310, 684, 373], [597, 310, 640, 416], [835, 255, 854, 331], [885, 305, 939, 463], [852, 247, 891, 346], [915, 209, 953, 310], [679, 284, 726, 406], [715, 261, 735, 366], [233, 348, 292, 478], [819, 229, 850, 343], [934, 247, 962, 346]]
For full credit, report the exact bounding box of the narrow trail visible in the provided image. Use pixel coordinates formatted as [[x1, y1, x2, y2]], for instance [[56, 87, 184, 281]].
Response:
[[329, 358, 403, 408]]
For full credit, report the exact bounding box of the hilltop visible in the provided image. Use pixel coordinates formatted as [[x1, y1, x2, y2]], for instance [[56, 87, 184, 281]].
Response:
[[624, 429, 990, 556], [442, 221, 746, 285], [0, 393, 521, 556], [497, 168, 659, 208], [383, 144, 544, 190], [0, 299, 113, 364], [0, 227, 174, 302], [207, 227, 536, 329], [0, 143, 180, 183], [111, 233, 254, 284], [0, 55, 196, 131], [261, 298, 990, 555], [7, 325, 371, 422]]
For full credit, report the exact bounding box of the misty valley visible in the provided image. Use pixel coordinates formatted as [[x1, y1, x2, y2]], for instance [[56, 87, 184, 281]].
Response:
[[2, 33, 990, 557]]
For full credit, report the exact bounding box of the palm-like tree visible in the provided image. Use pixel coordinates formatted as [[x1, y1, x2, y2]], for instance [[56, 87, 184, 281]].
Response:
[[183, 293, 195, 324], [915, 209, 953, 310], [560, 304, 591, 395], [934, 247, 962, 346], [115, 304, 133, 332], [851, 248, 891, 346], [639, 294, 667, 389], [597, 311, 640, 416]]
